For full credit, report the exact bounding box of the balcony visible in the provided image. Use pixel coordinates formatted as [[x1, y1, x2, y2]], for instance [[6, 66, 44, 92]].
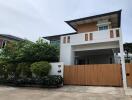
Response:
[[61, 28, 120, 45]]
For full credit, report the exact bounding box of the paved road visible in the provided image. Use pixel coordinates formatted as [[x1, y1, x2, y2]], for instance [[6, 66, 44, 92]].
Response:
[[0, 86, 132, 100]]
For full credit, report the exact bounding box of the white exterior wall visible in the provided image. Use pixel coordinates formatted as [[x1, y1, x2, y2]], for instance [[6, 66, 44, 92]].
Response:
[[59, 27, 127, 88], [69, 28, 120, 45], [60, 28, 120, 65], [72, 41, 119, 51], [60, 38, 73, 65], [49, 62, 64, 77]]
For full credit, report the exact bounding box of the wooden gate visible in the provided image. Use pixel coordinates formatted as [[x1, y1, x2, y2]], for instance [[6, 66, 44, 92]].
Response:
[[126, 63, 132, 87], [64, 64, 122, 86]]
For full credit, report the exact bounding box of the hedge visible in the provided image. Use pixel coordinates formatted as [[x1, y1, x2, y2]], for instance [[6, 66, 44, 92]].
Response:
[[0, 61, 63, 87], [3, 75, 63, 87]]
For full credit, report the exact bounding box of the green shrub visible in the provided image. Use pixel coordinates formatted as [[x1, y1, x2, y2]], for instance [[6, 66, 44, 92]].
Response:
[[16, 62, 32, 78], [14, 78, 33, 86], [31, 61, 51, 78], [0, 78, 6, 84], [12, 75, 63, 87], [5, 63, 17, 79], [0, 61, 6, 78], [42, 75, 63, 87], [6, 77, 16, 85]]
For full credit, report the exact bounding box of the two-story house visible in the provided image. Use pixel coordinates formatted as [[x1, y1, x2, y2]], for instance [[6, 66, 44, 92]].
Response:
[[44, 10, 127, 87], [44, 10, 124, 65]]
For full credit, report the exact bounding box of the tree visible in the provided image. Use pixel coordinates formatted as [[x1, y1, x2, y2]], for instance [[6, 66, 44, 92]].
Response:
[[0, 38, 59, 79], [0, 39, 59, 63]]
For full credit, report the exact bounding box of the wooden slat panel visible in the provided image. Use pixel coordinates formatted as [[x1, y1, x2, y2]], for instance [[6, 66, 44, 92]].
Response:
[[77, 65, 85, 85], [64, 64, 122, 86], [85, 65, 91, 85], [126, 63, 132, 87], [64, 66, 70, 84]]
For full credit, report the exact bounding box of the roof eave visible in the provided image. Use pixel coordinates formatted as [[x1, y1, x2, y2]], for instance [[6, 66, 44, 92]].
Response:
[[65, 10, 122, 30]]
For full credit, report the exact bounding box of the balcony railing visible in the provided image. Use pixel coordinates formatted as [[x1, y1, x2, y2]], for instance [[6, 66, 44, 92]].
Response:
[[61, 28, 120, 45]]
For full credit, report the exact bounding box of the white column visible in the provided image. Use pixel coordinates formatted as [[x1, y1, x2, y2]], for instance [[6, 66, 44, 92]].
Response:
[[71, 50, 75, 65], [119, 29, 127, 88]]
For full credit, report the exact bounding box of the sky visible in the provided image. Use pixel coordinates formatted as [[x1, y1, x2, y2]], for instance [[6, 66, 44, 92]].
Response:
[[0, 0, 131, 42]]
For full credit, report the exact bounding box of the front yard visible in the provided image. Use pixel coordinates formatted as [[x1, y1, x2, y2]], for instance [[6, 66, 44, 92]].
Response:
[[0, 86, 132, 100]]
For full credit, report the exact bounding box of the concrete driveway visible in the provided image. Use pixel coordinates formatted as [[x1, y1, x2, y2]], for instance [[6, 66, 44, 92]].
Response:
[[0, 85, 132, 100]]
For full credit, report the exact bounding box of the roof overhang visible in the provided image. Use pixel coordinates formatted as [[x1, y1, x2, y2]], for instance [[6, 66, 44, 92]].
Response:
[[0, 34, 24, 41], [43, 32, 77, 40], [65, 10, 121, 31]]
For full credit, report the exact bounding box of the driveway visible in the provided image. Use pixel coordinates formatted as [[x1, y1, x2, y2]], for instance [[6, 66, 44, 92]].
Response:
[[0, 85, 132, 100]]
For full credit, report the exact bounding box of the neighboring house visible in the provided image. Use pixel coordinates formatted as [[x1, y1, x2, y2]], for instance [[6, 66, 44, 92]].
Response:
[[44, 10, 124, 65], [44, 32, 77, 47], [124, 54, 132, 63], [0, 34, 24, 49]]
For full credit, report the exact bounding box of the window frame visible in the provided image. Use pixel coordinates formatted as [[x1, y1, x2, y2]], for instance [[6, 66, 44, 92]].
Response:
[[63, 37, 66, 44], [85, 34, 88, 41], [98, 25, 109, 31], [116, 29, 120, 37], [67, 36, 70, 43], [110, 30, 114, 38], [89, 33, 93, 40]]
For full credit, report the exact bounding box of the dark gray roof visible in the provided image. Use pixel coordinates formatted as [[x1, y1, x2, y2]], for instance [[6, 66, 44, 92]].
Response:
[[43, 32, 77, 40], [44, 10, 121, 40], [0, 34, 24, 41], [65, 10, 121, 31]]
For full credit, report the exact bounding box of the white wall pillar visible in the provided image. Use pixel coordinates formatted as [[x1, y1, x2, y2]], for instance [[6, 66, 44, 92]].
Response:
[[119, 29, 127, 88], [60, 36, 72, 65], [71, 50, 75, 65], [49, 62, 64, 77]]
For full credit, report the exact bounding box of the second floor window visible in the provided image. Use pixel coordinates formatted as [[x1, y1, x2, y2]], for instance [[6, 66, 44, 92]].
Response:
[[63, 37, 66, 43], [89, 33, 93, 40], [50, 40, 60, 47], [110, 30, 114, 38], [67, 36, 70, 43], [98, 25, 108, 31], [116, 29, 120, 37], [85, 34, 88, 41]]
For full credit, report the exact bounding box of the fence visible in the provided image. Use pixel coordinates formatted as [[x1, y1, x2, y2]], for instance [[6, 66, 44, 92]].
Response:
[[64, 64, 122, 86]]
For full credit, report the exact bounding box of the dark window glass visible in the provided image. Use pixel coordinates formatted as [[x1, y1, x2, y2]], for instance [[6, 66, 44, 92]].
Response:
[[85, 34, 88, 41], [89, 33, 93, 40], [110, 30, 114, 38], [116, 29, 120, 37], [50, 40, 60, 47], [99, 25, 108, 31], [67, 36, 70, 43], [63, 37, 66, 43], [110, 57, 113, 64]]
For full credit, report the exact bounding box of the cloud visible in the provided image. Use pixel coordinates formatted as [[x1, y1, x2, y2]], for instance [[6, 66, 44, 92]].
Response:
[[0, 0, 131, 42]]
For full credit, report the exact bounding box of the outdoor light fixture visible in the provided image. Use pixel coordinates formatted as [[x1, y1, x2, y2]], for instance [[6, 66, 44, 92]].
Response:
[[58, 70, 61, 73]]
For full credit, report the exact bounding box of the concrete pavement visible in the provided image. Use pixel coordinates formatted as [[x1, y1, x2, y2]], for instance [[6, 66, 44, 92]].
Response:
[[0, 85, 132, 100]]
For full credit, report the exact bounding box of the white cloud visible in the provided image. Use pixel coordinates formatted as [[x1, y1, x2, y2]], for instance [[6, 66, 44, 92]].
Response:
[[0, 0, 131, 42]]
